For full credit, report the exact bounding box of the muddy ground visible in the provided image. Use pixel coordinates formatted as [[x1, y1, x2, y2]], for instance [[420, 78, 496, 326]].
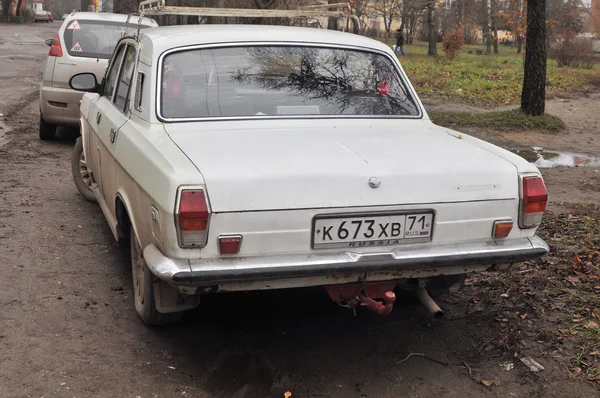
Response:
[[0, 22, 599, 398]]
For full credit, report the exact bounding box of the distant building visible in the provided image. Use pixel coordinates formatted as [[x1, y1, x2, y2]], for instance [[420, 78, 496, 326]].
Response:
[[26, 0, 44, 11]]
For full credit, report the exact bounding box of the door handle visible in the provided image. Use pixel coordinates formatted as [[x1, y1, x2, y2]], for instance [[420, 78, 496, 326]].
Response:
[[96, 112, 102, 124], [109, 128, 117, 143]]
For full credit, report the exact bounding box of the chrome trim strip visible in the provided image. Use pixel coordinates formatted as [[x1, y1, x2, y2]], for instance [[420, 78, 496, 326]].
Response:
[[155, 41, 424, 122], [143, 236, 549, 286]]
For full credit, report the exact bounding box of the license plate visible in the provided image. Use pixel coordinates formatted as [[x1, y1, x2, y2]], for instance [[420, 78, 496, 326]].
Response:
[[313, 212, 433, 249]]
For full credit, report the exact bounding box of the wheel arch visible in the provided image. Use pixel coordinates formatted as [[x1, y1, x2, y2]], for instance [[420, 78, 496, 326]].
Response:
[[115, 192, 135, 248]]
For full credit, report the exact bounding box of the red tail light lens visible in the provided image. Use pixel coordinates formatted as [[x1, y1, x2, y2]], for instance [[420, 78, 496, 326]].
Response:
[[177, 189, 210, 247], [520, 176, 547, 228], [49, 34, 63, 57]]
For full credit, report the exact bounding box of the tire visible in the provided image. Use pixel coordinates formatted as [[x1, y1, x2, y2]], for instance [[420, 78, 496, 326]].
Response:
[[71, 137, 97, 203], [130, 225, 183, 326], [39, 114, 56, 140]]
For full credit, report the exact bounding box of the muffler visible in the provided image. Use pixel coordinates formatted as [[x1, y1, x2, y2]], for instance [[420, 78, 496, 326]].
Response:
[[415, 286, 444, 319]]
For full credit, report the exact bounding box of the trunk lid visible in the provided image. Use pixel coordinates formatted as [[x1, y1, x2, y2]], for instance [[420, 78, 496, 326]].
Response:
[[165, 119, 518, 212]]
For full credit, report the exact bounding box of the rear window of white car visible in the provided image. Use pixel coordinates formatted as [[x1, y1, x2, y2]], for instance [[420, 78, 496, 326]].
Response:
[[160, 46, 420, 119], [62, 19, 152, 59]]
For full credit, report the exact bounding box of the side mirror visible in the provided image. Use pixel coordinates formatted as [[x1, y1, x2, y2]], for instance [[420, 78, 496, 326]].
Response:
[[69, 73, 99, 92], [45, 38, 53, 47]]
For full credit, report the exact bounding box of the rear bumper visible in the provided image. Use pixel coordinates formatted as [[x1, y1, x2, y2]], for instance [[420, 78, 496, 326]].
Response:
[[143, 236, 549, 290], [39, 85, 83, 126]]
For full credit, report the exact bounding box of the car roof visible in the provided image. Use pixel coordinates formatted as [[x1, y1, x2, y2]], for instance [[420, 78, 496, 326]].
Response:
[[139, 24, 390, 56], [65, 12, 158, 26]]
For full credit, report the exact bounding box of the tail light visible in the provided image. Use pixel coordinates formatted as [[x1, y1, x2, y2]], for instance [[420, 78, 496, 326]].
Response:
[[519, 175, 547, 228], [176, 188, 210, 247], [48, 34, 63, 57]]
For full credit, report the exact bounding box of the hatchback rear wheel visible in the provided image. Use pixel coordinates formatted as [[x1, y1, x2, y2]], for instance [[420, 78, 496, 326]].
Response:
[[39, 114, 56, 140]]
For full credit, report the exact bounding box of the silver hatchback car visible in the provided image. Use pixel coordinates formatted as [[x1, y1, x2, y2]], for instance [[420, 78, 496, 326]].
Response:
[[39, 12, 158, 140]]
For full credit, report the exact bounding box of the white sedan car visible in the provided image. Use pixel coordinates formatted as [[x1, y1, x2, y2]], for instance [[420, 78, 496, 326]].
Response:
[[69, 25, 549, 325]]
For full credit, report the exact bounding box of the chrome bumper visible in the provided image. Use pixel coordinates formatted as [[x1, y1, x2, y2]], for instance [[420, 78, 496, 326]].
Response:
[[144, 236, 549, 288]]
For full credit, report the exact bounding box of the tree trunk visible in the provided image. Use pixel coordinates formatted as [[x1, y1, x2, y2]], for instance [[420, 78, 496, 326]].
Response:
[[521, 0, 547, 116], [2, 0, 11, 16], [427, 2, 437, 56], [486, 0, 492, 54], [515, 0, 523, 53], [17, 0, 25, 16], [327, 0, 338, 30], [492, 0, 498, 53]]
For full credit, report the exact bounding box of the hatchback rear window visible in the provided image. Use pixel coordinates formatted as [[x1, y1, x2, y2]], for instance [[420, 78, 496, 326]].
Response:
[[62, 20, 153, 59], [160, 45, 420, 119]]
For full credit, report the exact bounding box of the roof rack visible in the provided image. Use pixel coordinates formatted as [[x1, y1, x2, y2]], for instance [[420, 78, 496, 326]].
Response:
[[134, 0, 359, 32]]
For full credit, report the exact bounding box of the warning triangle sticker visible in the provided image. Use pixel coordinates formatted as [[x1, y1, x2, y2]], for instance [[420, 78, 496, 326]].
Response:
[[70, 41, 83, 52], [67, 20, 81, 30]]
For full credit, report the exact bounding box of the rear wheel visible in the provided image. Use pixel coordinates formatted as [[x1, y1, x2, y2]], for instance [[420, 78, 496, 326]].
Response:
[[39, 114, 56, 140], [71, 137, 97, 203], [130, 225, 183, 326]]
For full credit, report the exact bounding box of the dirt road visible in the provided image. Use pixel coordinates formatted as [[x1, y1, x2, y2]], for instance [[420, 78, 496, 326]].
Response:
[[1, 22, 599, 398]]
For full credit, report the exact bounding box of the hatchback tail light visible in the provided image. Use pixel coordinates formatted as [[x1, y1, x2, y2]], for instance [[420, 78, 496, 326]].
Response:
[[519, 175, 547, 228], [176, 189, 210, 247], [49, 34, 63, 57]]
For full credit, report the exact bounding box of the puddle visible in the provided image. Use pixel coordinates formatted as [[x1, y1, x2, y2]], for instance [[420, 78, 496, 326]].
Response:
[[513, 148, 600, 168], [0, 118, 11, 148]]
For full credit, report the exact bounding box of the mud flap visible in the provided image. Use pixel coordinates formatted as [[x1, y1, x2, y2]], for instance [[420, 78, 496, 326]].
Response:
[[153, 280, 200, 313]]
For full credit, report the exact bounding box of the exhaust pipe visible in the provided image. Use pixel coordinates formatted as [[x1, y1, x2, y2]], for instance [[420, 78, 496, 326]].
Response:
[[415, 286, 444, 319]]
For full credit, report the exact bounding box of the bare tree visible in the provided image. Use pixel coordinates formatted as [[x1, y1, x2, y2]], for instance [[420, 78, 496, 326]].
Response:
[[485, 0, 492, 53], [427, 0, 437, 55], [397, 0, 428, 44], [349, 0, 375, 34], [521, 0, 547, 116], [371, 0, 399, 39]]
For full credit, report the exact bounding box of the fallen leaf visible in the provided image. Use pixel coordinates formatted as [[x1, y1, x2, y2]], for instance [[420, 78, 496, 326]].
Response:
[[584, 320, 598, 329], [572, 317, 582, 323], [481, 379, 494, 387], [520, 313, 528, 320], [568, 214, 578, 219], [574, 255, 583, 265], [567, 276, 580, 286], [592, 312, 600, 321], [573, 367, 582, 374]]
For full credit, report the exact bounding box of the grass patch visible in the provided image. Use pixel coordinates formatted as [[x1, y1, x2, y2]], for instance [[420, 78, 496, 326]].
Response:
[[377, 40, 600, 107], [429, 108, 565, 133]]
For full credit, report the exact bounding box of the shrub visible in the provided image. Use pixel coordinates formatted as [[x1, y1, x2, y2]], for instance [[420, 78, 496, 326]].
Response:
[[442, 25, 465, 60], [550, 39, 598, 69]]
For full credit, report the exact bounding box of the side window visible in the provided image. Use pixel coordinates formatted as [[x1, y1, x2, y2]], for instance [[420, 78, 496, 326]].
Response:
[[103, 44, 127, 101], [134, 72, 144, 111], [113, 45, 137, 112]]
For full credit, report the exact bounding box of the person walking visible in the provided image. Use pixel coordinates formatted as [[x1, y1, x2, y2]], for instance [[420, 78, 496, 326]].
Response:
[[393, 29, 406, 56]]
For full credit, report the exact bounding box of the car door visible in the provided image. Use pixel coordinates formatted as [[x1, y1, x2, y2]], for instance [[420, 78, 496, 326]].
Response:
[[87, 43, 127, 198], [97, 42, 139, 216]]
